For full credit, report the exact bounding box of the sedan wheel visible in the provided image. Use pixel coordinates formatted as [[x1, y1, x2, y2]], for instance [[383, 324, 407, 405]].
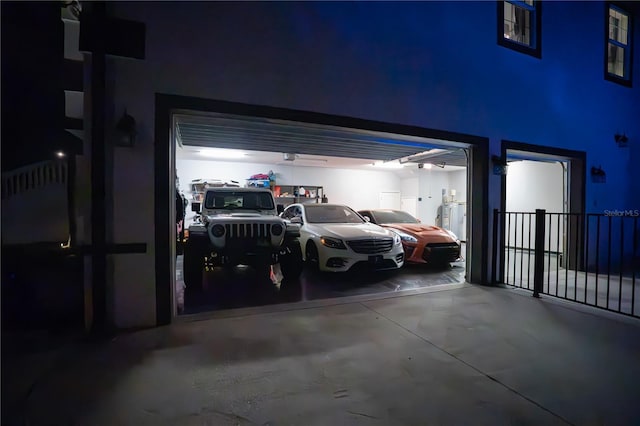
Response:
[[305, 241, 320, 271]]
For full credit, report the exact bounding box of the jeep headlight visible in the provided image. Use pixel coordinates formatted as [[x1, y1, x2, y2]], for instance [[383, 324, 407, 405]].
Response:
[[271, 223, 284, 236], [393, 230, 416, 244], [320, 236, 346, 249], [211, 224, 225, 238]]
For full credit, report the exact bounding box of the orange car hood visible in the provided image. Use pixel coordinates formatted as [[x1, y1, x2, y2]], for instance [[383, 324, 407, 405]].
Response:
[[383, 223, 456, 243]]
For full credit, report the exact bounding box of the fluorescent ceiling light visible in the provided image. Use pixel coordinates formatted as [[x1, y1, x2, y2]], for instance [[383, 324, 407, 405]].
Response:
[[372, 160, 405, 169], [198, 148, 246, 159]]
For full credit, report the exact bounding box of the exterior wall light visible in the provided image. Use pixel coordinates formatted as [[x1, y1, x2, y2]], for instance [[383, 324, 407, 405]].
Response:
[[591, 165, 606, 183], [614, 132, 628, 148], [115, 110, 137, 147], [492, 155, 508, 175]]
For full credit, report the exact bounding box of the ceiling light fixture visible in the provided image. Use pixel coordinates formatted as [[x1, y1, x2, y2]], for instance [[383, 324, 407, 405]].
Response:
[[372, 160, 405, 169], [198, 149, 246, 159]]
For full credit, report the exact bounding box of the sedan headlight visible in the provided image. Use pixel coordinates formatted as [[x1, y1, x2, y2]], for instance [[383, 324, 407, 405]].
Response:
[[393, 230, 417, 244], [320, 236, 347, 249]]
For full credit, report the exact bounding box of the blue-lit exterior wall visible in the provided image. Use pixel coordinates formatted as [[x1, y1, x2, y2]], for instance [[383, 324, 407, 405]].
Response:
[[101, 1, 639, 327]]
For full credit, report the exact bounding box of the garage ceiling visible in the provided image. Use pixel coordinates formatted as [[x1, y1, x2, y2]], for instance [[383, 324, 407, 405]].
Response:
[[174, 112, 468, 168]]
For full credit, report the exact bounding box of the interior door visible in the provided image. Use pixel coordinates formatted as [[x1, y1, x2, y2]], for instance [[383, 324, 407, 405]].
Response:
[[379, 191, 401, 210], [401, 197, 418, 217]]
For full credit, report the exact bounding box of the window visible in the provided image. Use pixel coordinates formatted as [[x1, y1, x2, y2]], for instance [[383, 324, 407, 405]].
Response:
[[498, 0, 542, 58], [605, 4, 633, 86], [204, 191, 275, 210]]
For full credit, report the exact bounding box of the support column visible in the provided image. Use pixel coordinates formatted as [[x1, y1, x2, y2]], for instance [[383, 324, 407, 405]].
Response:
[[87, 1, 107, 333]]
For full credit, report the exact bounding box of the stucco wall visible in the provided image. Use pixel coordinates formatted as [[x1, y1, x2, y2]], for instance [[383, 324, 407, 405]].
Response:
[[98, 1, 639, 327]]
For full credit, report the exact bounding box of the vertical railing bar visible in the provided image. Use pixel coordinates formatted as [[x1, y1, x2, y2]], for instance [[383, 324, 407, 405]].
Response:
[[527, 213, 532, 289], [547, 214, 552, 294], [556, 214, 560, 297], [574, 214, 579, 301], [565, 213, 569, 300], [513, 213, 519, 287], [520, 213, 525, 288], [632, 216, 637, 316], [596, 215, 601, 307], [499, 211, 506, 284], [491, 209, 499, 284], [619, 217, 624, 313], [585, 214, 590, 305], [533, 209, 545, 298], [506, 213, 511, 284], [520, 213, 525, 289], [606, 215, 612, 309]]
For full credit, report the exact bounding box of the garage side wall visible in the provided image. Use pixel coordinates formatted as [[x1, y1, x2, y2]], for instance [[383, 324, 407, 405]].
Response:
[[104, 2, 639, 328]]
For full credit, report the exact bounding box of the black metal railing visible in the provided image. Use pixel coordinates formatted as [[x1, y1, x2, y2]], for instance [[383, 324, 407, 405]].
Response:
[[492, 209, 639, 318]]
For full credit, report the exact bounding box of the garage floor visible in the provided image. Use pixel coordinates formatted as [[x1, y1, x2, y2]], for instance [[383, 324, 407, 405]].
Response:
[[6, 285, 640, 425], [178, 254, 466, 315]]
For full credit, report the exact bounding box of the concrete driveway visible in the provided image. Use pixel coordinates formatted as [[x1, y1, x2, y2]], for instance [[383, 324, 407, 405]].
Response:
[[4, 284, 640, 425]]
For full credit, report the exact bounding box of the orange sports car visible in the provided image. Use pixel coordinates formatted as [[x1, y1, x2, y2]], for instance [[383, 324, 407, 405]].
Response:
[[358, 209, 461, 266]]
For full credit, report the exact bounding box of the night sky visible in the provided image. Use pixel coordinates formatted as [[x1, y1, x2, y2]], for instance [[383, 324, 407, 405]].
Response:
[[1, 2, 68, 171]]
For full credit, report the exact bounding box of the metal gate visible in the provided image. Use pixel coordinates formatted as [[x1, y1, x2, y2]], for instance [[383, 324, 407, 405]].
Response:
[[492, 209, 640, 318]]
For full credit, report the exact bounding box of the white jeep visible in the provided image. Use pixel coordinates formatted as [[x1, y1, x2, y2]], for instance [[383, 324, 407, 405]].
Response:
[[183, 187, 303, 291]]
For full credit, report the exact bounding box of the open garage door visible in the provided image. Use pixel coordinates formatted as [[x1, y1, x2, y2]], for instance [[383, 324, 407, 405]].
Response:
[[171, 111, 472, 316]]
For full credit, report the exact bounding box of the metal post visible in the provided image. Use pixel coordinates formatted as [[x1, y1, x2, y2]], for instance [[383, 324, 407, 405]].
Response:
[[88, 1, 107, 334], [492, 209, 498, 284], [533, 209, 546, 298]]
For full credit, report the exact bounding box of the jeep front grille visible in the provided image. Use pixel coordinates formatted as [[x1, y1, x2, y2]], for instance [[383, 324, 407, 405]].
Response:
[[225, 223, 272, 239], [346, 238, 393, 254]]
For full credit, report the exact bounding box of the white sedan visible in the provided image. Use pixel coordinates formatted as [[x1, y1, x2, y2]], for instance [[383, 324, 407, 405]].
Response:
[[280, 203, 405, 272]]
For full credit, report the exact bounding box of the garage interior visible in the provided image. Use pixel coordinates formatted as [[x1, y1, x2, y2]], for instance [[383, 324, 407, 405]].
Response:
[[172, 112, 471, 315]]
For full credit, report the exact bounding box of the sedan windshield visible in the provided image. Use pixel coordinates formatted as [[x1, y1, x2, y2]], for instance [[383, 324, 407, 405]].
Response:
[[305, 205, 365, 224], [204, 191, 274, 210], [372, 210, 419, 224]]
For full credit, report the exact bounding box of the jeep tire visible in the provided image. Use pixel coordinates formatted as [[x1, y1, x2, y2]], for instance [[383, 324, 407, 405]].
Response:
[[280, 239, 303, 279], [183, 236, 207, 294]]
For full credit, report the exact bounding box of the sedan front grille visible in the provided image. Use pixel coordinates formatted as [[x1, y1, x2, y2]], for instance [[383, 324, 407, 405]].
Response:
[[347, 238, 393, 254], [224, 223, 272, 239]]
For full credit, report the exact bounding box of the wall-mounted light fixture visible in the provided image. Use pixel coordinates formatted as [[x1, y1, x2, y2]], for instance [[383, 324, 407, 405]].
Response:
[[591, 165, 606, 183], [492, 155, 508, 175], [115, 110, 137, 147], [614, 132, 629, 148]]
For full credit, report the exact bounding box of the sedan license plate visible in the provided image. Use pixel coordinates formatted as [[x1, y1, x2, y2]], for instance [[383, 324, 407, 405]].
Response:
[[368, 255, 383, 264]]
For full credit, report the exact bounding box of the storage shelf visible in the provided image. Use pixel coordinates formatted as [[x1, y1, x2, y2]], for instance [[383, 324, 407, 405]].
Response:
[[274, 184, 324, 206]]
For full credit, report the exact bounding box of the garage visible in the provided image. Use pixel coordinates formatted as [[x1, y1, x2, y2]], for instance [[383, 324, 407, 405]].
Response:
[[171, 111, 473, 315]]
